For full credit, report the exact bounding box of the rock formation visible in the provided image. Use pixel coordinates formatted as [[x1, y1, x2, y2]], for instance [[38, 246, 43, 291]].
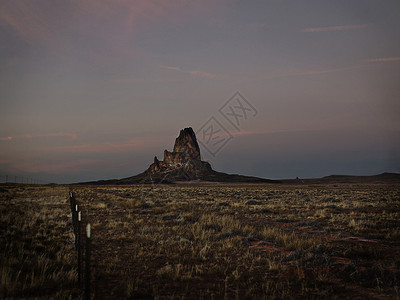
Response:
[[148, 127, 212, 181], [83, 127, 277, 184], [79, 135, 400, 184]]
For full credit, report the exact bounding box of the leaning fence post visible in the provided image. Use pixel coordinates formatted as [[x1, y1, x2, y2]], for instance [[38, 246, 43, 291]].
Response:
[[69, 193, 73, 211], [77, 211, 82, 285], [75, 204, 79, 240], [85, 224, 91, 300], [71, 206, 77, 240]]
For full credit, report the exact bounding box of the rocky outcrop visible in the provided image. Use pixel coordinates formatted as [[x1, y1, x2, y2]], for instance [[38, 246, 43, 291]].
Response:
[[82, 127, 277, 184], [172, 128, 201, 161], [161, 128, 201, 167], [147, 127, 212, 181]]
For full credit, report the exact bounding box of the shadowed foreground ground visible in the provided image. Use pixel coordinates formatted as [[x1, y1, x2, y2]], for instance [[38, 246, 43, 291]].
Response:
[[1, 182, 400, 299]]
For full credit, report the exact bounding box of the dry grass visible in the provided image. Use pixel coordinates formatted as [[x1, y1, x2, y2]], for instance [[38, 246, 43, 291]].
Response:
[[71, 183, 400, 299], [2, 182, 399, 299], [0, 184, 78, 299]]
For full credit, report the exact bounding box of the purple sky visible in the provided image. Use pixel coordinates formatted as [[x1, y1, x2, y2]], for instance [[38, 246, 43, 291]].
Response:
[[1, 0, 399, 183]]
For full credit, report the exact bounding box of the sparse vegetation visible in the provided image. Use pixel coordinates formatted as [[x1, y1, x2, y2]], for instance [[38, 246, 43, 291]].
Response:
[[1, 182, 399, 299], [0, 185, 78, 299]]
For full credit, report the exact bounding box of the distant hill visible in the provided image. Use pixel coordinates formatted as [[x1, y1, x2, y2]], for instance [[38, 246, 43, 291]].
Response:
[[280, 172, 400, 184]]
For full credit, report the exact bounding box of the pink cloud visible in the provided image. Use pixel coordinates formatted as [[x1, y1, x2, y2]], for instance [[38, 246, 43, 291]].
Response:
[[0, 134, 172, 174], [5, 158, 102, 174], [1, 133, 171, 176], [302, 24, 369, 32], [225, 128, 321, 137], [242, 65, 364, 83], [0, 132, 77, 141], [0, 0, 212, 51], [207, 19, 267, 29], [0, 1, 52, 45], [365, 57, 400, 63], [74, 0, 205, 31], [50, 140, 143, 153], [160, 65, 219, 79], [39, 135, 172, 154]]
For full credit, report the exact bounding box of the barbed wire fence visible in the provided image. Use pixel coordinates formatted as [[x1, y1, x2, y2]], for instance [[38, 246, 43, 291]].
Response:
[[0, 174, 47, 184]]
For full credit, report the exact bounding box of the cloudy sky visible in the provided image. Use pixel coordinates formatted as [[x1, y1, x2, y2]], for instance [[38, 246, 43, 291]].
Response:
[[1, 0, 399, 183]]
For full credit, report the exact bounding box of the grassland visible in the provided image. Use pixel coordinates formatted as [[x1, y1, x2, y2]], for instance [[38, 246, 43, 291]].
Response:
[[0, 185, 78, 299], [1, 182, 400, 299]]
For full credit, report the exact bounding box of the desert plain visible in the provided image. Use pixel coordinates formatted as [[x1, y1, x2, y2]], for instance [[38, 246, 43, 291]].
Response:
[[1, 180, 400, 299]]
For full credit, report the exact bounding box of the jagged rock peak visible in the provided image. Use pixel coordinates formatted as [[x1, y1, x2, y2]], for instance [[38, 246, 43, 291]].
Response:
[[172, 127, 201, 161], [81, 126, 277, 184], [148, 127, 211, 178]]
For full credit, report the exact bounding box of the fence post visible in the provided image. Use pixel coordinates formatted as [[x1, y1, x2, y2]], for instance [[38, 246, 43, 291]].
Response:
[[86, 224, 91, 300], [69, 192, 74, 213], [74, 204, 79, 249], [78, 211, 82, 286], [69, 193, 78, 240]]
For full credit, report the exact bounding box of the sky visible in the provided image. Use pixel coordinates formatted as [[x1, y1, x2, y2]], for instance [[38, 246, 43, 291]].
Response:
[[0, 0, 399, 183]]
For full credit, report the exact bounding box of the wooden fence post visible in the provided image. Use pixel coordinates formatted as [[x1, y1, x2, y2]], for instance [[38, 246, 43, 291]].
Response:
[[86, 224, 91, 300], [69, 192, 93, 297], [70, 193, 78, 239], [74, 204, 79, 249], [69, 192, 75, 214], [77, 211, 82, 286]]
